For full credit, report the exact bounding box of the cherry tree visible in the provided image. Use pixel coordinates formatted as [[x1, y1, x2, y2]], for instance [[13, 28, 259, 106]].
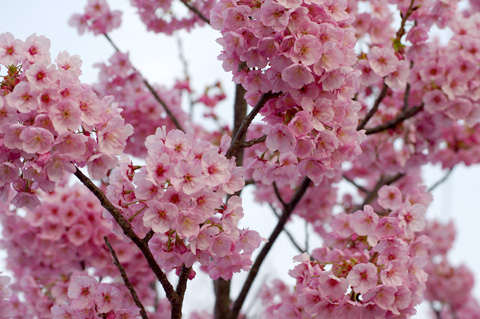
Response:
[[1, 0, 480, 318]]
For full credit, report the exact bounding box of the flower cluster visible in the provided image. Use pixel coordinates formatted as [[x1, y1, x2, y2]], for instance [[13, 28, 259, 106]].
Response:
[[106, 127, 262, 280], [262, 184, 431, 318], [129, 0, 214, 35], [422, 220, 480, 318], [212, 0, 363, 184], [0, 32, 133, 210], [0, 184, 159, 318], [69, 0, 122, 35], [51, 274, 160, 319], [92, 52, 189, 158]]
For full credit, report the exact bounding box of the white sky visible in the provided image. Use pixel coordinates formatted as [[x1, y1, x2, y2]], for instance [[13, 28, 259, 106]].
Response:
[[3, 1, 480, 318]]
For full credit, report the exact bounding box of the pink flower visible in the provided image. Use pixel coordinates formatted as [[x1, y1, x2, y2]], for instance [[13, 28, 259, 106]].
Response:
[[19, 126, 54, 154], [281, 63, 314, 89], [377, 185, 402, 210], [398, 203, 426, 236], [367, 46, 398, 77], [5, 82, 39, 113], [67, 275, 98, 309], [266, 124, 295, 153], [143, 201, 179, 233], [97, 116, 134, 155], [347, 262, 378, 294], [351, 205, 379, 236], [260, 0, 290, 31], [49, 100, 82, 133], [291, 35, 322, 66], [170, 161, 206, 195], [0, 32, 24, 65], [95, 283, 122, 313]]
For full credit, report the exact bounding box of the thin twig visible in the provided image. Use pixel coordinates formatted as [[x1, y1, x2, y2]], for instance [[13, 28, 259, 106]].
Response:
[[269, 204, 305, 253], [104, 237, 149, 319], [242, 134, 267, 148], [428, 168, 454, 192], [343, 174, 369, 193], [272, 182, 286, 208], [365, 104, 423, 135], [351, 173, 404, 213], [179, 0, 211, 24], [231, 177, 311, 319], [357, 81, 389, 131], [226, 92, 280, 160], [103, 33, 185, 132]]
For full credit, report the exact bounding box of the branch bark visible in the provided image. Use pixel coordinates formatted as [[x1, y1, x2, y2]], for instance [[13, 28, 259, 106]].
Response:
[[365, 104, 423, 135], [104, 237, 149, 319], [74, 168, 187, 319], [230, 177, 311, 319]]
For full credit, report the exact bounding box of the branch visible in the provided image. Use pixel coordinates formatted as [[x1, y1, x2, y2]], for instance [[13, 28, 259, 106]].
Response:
[[104, 237, 149, 319], [343, 174, 369, 194], [73, 168, 177, 305], [428, 168, 454, 192], [226, 91, 280, 160], [269, 204, 305, 253], [351, 173, 404, 212], [179, 0, 211, 24], [242, 134, 267, 148], [357, 81, 389, 131], [365, 104, 424, 135], [103, 33, 185, 132], [230, 177, 311, 319]]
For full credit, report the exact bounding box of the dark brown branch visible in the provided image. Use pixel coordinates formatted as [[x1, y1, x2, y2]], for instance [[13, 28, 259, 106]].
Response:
[[357, 81, 389, 131], [402, 83, 411, 112], [179, 0, 211, 24], [231, 177, 311, 319], [272, 182, 286, 208], [226, 91, 280, 160], [103, 33, 185, 132], [104, 237, 149, 319], [214, 83, 247, 319], [73, 168, 178, 307], [365, 104, 423, 135], [242, 134, 267, 148]]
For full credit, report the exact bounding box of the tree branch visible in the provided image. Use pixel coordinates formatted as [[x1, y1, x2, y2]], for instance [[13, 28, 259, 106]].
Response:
[[230, 177, 311, 319], [179, 0, 211, 24], [428, 168, 454, 192], [269, 204, 305, 253], [226, 91, 280, 160], [103, 33, 185, 132], [104, 237, 149, 319], [365, 104, 424, 135], [357, 81, 389, 131], [351, 173, 404, 213], [73, 168, 178, 308], [343, 174, 369, 194]]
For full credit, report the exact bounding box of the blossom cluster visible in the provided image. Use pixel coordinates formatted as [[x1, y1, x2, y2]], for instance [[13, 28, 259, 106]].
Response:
[[422, 220, 480, 318], [0, 184, 159, 318], [212, 0, 363, 184], [129, 0, 215, 34], [69, 0, 122, 35], [93, 51, 189, 157], [51, 274, 158, 319], [0, 32, 133, 210], [106, 127, 262, 280], [261, 184, 430, 318]]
